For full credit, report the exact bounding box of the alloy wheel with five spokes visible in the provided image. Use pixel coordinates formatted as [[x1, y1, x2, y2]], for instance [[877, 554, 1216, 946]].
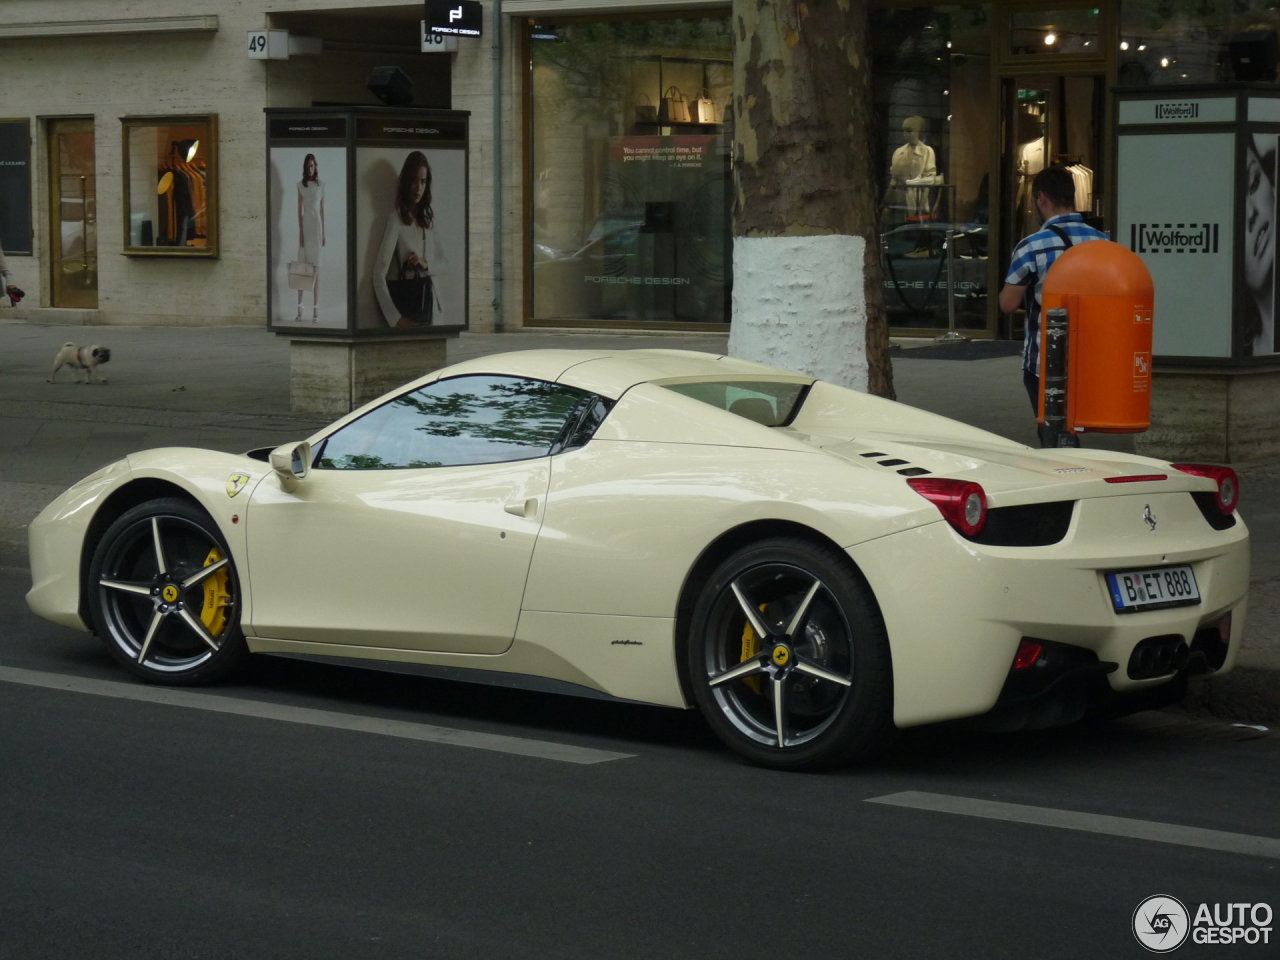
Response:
[[688, 538, 892, 770], [88, 498, 246, 684]]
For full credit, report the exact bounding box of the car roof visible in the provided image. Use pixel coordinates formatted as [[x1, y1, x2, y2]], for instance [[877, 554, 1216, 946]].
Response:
[[437, 349, 806, 399]]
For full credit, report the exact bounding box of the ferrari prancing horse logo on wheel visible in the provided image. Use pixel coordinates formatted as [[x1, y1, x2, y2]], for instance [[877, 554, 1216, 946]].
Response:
[[771, 645, 791, 667]]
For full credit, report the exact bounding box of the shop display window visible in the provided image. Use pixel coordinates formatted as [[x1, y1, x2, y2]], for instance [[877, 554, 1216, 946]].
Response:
[[1006, 6, 1102, 58], [526, 15, 732, 326], [121, 115, 217, 256], [1118, 0, 1278, 85], [871, 5, 992, 332]]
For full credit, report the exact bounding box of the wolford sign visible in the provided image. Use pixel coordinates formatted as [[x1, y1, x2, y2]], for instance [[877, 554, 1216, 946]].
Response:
[[1129, 222, 1220, 254], [1155, 102, 1199, 120]]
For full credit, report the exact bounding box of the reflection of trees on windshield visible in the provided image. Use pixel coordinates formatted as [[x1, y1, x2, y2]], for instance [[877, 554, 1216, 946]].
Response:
[[395, 377, 585, 445], [316, 376, 591, 470]]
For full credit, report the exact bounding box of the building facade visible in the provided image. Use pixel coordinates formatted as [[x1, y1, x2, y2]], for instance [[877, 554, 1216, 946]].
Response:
[[2, 0, 1279, 451]]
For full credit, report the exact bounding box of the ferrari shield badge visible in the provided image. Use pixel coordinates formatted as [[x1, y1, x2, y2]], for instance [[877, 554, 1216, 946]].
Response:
[[226, 473, 251, 498]]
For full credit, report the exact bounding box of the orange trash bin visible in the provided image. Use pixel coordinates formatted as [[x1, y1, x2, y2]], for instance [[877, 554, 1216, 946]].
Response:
[[1039, 239, 1154, 435]]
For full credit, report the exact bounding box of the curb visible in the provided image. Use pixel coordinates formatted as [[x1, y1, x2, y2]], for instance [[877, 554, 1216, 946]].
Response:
[[1183, 668, 1280, 725]]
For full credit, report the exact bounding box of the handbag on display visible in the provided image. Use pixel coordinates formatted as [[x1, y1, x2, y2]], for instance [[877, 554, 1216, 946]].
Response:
[[287, 260, 316, 290], [692, 89, 718, 124], [658, 86, 691, 124], [386, 226, 440, 325], [635, 94, 658, 123], [388, 269, 435, 325]]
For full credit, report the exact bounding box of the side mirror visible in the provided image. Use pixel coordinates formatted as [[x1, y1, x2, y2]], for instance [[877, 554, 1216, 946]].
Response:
[[269, 441, 312, 492]]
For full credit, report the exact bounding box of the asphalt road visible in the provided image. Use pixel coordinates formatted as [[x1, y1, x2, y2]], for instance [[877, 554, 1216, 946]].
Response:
[[2, 561, 1277, 960]]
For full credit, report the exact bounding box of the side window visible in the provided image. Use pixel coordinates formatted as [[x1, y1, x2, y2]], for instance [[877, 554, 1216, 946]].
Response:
[[314, 375, 598, 470]]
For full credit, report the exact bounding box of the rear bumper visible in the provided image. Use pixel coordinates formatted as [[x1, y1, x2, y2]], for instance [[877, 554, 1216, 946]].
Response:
[[849, 499, 1250, 728]]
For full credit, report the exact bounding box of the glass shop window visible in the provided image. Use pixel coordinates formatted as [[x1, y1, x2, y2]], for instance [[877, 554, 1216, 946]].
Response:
[[121, 115, 217, 256], [1118, 0, 1280, 86], [1006, 6, 1103, 58], [526, 15, 732, 326], [870, 5, 993, 334]]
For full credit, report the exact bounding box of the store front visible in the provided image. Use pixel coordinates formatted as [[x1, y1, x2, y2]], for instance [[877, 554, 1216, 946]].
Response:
[[519, 1, 1279, 344], [523, 13, 733, 329], [871, 3, 1112, 341], [3, 0, 1277, 355]]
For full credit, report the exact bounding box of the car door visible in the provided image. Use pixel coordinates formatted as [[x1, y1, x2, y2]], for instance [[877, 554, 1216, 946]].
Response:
[[244, 374, 593, 655]]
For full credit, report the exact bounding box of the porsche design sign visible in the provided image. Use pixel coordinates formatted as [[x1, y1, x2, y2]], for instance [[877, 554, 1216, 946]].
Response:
[[426, 0, 482, 37]]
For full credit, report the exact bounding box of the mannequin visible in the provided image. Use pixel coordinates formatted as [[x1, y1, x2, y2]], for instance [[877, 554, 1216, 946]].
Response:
[[888, 116, 939, 221]]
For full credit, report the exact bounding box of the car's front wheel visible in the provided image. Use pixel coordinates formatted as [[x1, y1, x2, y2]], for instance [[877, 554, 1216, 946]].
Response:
[[688, 538, 893, 770], [87, 497, 246, 684]]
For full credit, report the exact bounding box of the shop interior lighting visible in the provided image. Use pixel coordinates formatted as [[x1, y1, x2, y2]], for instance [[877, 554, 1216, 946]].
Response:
[[1120, 40, 1130, 50], [186, 140, 199, 162], [1044, 31, 1057, 46]]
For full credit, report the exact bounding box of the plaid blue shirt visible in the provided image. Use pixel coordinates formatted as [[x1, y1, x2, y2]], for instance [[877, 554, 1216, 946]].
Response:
[[1004, 213, 1108, 373]]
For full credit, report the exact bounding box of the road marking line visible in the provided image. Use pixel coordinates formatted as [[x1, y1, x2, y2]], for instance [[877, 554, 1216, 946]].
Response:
[[0, 666, 634, 765], [867, 790, 1280, 860]]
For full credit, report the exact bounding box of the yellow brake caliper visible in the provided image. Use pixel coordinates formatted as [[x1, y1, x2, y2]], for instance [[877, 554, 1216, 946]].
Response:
[[738, 604, 767, 694], [200, 547, 232, 636]]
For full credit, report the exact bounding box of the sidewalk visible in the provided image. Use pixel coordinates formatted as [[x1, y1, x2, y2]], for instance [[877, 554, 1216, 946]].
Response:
[[2, 318, 1276, 721]]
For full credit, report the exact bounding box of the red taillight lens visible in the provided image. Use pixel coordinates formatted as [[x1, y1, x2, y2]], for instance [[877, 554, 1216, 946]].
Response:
[[907, 477, 988, 536], [1013, 639, 1044, 670], [1171, 463, 1239, 514]]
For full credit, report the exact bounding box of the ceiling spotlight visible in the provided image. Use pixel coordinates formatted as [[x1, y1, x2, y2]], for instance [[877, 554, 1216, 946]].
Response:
[[1044, 31, 1057, 46]]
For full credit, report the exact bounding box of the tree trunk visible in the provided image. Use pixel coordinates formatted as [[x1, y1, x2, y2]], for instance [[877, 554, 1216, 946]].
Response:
[[729, 0, 893, 399]]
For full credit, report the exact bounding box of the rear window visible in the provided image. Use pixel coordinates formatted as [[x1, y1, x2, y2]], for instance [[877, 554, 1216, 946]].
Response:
[[659, 380, 809, 427]]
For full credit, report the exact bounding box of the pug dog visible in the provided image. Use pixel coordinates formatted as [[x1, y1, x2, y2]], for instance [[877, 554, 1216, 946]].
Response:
[[48, 342, 112, 384]]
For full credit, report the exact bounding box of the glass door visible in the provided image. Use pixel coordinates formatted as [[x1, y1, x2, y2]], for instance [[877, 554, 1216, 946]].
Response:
[[997, 73, 1103, 336], [48, 117, 97, 308]]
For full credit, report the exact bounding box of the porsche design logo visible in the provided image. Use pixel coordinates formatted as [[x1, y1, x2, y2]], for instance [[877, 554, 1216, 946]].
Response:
[[771, 645, 791, 667], [161, 585, 180, 603], [226, 473, 251, 498], [1143, 504, 1157, 532]]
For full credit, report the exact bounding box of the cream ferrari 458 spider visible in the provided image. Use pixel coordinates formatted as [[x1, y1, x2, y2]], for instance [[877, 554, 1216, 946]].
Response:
[[27, 349, 1250, 770]]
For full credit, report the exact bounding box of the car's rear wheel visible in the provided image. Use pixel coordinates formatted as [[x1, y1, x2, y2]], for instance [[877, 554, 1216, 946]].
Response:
[[87, 498, 245, 684], [688, 538, 893, 770]]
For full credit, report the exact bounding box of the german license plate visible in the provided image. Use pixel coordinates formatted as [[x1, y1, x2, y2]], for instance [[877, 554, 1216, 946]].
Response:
[[1106, 565, 1200, 613]]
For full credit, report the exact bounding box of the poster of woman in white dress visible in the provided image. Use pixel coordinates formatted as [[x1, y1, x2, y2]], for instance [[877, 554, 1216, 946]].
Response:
[[268, 145, 348, 329]]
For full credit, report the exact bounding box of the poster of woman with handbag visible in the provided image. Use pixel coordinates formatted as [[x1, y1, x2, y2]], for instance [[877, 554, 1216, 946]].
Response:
[[373, 150, 448, 328], [294, 153, 325, 322], [268, 143, 346, 330]]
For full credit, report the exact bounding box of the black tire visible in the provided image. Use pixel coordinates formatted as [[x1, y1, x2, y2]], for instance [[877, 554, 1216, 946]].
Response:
[[687, 538, 893, 770], [87, 497, 246, 684]]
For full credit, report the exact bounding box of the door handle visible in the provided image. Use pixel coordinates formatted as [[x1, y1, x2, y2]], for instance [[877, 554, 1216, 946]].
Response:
[[504, 498, 537, 518]]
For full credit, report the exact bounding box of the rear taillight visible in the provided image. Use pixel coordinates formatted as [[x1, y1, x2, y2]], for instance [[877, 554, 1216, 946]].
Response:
[[1013, 639, 1044, 670], [1171, 463, 1239, 515], [907, 477, 988, 536]]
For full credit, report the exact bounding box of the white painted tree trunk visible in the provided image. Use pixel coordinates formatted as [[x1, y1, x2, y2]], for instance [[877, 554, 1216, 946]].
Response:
[[728, 0, 891, 397], [730, 234, 869, 391]]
